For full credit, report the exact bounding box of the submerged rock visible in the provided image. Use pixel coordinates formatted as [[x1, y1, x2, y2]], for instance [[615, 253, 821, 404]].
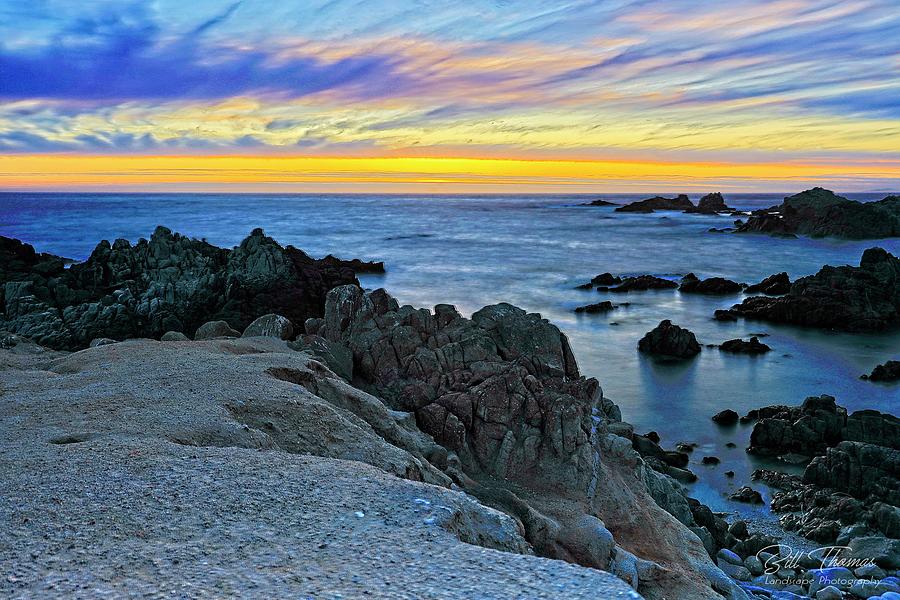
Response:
[[712, 410, 739, 425], [719, 337, 771, 354], [861, 360, 900, 382], [607, 275, 678, 292], [574, 301, 617, 314], [615, 194, 695, 213], [734, 187, 900, 239], [731, 247, 900, 332], [581, 198, 619, 207], [638, 320, 701, 358], [0, 228, 367, 350]]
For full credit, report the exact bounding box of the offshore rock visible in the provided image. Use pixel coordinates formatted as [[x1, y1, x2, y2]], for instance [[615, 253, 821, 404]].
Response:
[[607, 275, 678, 293], [861, 360, 900, 382], [638, 320, 701, 359], [0, 228, 365, 350], [615, 195, 695, 213], [745, 272, 791, 295], [719, 337, 771, 354], [679, 274, 744, 294]]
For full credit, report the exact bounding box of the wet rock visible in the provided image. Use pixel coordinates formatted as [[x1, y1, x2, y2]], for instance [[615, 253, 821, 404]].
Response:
[[242, 314, 294, 340], [848, 535, 900, 569], [614, 194, 695, 213], [679, 273, 744, 294], [160, 330, 190, 341], [195, 320, 241, 340], [574, 301, 616, 314], [581, 199, 619, 207], [712, 409, 740, 425], [731, 247, 900, 332], [735, 187, 900, 239], [745, 272, 791, 295], [725, 471, 735, 478], [701, 456, 720, 465], [730, 486, 764, 504], [638, 320, 701, 359], [751, 469, 803, 491], [607, 275, 678, 292], [862, 360, 900, 382], [686, 193, 732, 215], [714, 309, 738, 322], [747, 395, 846, 457], [319, 255, 385, 274], [719, 337, 771, 354], [592, 273, 622, 286]]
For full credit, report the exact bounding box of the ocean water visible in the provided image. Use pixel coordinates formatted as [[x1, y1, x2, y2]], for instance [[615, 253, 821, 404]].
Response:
[[1, 192, 898, 521]]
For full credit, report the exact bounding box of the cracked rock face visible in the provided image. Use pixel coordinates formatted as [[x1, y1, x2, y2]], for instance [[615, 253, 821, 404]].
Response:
[[0, 228, 367, 350], [311, 285, 603, 492]]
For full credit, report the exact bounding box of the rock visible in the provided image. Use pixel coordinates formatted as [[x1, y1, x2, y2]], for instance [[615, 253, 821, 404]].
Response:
[[814, 585, 842, 600], [807, 567, 855, 594], [743, 555, 763, 575], [195, 320, 241, 340], [713, 409, 740, 425], [719, 337, 772, 354], [160, 331, 190, 341], [679, 273, 744, 294], [725, 471, 735, 478], [854, 563, 885, 579], [686, 193, 732, 215], [862, 360, 900, 382], [735, 188, 900, 239], [730, 486, 764, 504], [614, 194, 696, 213], [591, 273, 622, 286], [745, 273, 791, 295], [242, 314, 295, 340], [319, 254, 385, 274], [638, 320, 701, 358], [731, 247, 900, 332], [717, 548, 744, 566], [747, 395, 847, 457], [606, 275, 678, 292], [0, 228, 363, 349], [89, 337, 117, 347], [847, 536, 900, 569], [574, 301, 617, 314], [581, 199, 618, 207], [701, 456, 720, 465], [717, 560, 752, 581], [714, 309, 738, 321]]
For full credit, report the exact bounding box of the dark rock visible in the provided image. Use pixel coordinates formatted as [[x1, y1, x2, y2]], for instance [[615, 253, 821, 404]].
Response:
[[607, 275, 677, 292], [592, 273, 622, 286], [615, 195, 695, 213], [675, 442, 695, 453], [725, 442, 736, 448], [724, 471, 735, 478], [645, 431, 660, 444], [195, 320, 241, 340], [679, 274, 743, 294], [719, 337, 771, 354], [730, 486, 764, 504], [702, 456, 720, 465], [89, 337, 117, 347], [242, 313, 294, 339], [714, 309, 738, 322], [0, 228, 363, 349], [685, 193, 733, 214], [320, 254, 385, 274], [734, 188, 900, 239], [581, 199, 619, 207], [160, 330, 190, 341], [574, 301, 617, 314], [712, 410, 739, 425], [638, 320, 701, 359], [747, 395, 846, 457], [804, 441, 900, 507], [728, 520, 749, 540], [731, 247, 900, 332], [751, 469, 802, 491], [861, 360, 900, 382], [745, 272, 791, 295]]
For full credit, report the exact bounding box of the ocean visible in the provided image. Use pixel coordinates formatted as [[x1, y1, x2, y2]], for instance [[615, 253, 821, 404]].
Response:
[[2, 191, 898, 521]]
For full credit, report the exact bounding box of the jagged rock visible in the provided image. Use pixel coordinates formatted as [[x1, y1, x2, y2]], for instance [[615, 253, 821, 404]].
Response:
[[242, 314, 294, 340], [751, 469, 802, 491], [574, 301, 616, 314], [606, 275, 678, 292], [847, 536, 900, 569], [195, 321, 241, 340], [0, 228, 365, 349], [615, 195, 695, 213], [686, 193, 732, 215], [747, 395, 846, 457], [714, 309, 738, 322], [731, 247, 900, 332], [160, 331, 190, 341], [592, 273, 622, 286], [735, 188, 900, 239], [712, 410, 739, 425], [638, 320, 701, 358], [679, 274, 743, 294], [719, 337, 771, 354], [320, 255, 385, 273], [581, 199, 619, 207], [862, 360, 900, 382], [745, 273, 791, 295], [804, 441, 900, 506], [730, 486, 764, 504]]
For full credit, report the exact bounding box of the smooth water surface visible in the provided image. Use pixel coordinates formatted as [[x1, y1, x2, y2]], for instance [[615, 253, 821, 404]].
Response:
[[2, 192, 898, 519]]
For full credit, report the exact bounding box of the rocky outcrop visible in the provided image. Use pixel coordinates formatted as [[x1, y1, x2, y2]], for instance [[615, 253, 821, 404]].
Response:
[[862, 360, 900, 382], [718, 337, 770, 354], [685, 193, 733, 215], [606, 275, 678, 293], [679, 274, 743, 294], [575, 301, 617, 313], [0, 228, 372, 350], [745, 395, 849, 458], [615, 195, 695, 213], [581, 199, 619, 207], [744, 272, 790, 295], [638, 320, 701, 359], [734, 188, 900, 239], [731, 247, 900, 332]]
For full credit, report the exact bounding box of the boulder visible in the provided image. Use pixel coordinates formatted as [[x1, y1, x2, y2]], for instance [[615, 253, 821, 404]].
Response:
[[747, 395, 846, 457], [686, 193, 732, 215], [712, 410, 739, 425], [731, 247, 900, 332], [574, 301, 617, 314], [745, 273, 791, 295], [862, 360, 900, 382], [615, 194, 696, 213], [735, 188, 900, 239], [679, 274, 744, 294], [719, 337, 771, 354], [638, 320, 701, 358], [591, 273, 622, 286], [730, 486, 764, 504], [194, 320, 241, 340], [606, 275, 678, 292], [714, 309, 738, 321], [160, 331, 190, 341], [242, 314, 295, 340]]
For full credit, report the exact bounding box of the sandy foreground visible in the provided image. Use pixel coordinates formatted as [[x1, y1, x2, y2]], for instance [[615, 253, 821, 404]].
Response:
[[0, 336, 639, 599]]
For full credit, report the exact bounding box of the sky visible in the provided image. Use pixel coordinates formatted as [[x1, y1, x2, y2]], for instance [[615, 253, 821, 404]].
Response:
[[0, 0, 898, 193]]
